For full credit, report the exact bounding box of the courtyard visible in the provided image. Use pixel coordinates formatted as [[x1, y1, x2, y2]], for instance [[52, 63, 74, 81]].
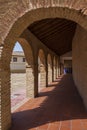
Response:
[[11, 73, 27, 112]]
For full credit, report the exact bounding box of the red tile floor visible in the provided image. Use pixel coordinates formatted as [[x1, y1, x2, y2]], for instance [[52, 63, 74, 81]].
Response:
[[10, 74, 87, 130]]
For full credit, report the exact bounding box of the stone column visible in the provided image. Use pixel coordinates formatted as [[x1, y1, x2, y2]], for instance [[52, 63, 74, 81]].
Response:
[[53, 62, 56, 81], [26, 64, 35, 98], [40, 64, 46, 89], [48, 62, 52, 85]]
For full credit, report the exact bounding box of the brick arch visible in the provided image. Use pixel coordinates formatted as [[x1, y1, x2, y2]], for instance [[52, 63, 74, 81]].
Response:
[[38, 49, 46, 90], [1, 3, 87, 47], [0, 38, 35, 130], [18, 38, 35, 98], [1, 38, 34, 68], [47, 53, 52, 85], [18, 38, 34, 68]]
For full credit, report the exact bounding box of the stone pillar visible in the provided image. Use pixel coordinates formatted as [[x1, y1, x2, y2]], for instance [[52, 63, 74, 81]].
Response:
[[48, 55, 52, 85], [26, 64, 35, 98], [48, 65, 52, 84], [40, 64, 46, 89], [48, 64, 52, 85], [53, 61, 56, 81]]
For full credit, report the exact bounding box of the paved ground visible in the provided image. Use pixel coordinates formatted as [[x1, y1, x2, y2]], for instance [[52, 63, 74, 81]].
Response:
[[11, 73, 26, 108], [10, 74, 87, 130], [11, 73, 43, 111]]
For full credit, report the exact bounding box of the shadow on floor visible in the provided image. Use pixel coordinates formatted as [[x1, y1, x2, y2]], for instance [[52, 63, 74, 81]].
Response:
[[10, 74, 87, 130]]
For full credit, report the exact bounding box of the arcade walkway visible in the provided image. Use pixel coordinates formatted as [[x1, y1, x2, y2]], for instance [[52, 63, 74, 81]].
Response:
[[11, 74, 87, 130]]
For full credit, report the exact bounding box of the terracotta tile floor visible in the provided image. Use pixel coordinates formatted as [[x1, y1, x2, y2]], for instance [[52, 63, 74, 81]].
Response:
[[10, 74, 87, 130]]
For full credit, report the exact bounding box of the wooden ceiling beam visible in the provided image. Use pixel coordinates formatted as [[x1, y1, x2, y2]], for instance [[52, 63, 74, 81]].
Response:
[[28, 18, 77, 55]]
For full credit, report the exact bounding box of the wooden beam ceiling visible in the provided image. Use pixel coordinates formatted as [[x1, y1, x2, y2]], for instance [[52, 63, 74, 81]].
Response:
[[28, 18, 77, 55]]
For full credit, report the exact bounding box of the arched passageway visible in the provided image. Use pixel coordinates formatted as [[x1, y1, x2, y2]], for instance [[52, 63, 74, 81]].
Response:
[[38, 49, 46, 91], [47, 54, 52, 85], [18, 39, 34, 99], [0, 1, 87, 130]]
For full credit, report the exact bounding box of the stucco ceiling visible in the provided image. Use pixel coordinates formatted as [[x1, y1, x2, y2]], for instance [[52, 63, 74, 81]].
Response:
[[28, 18, 77, 55]]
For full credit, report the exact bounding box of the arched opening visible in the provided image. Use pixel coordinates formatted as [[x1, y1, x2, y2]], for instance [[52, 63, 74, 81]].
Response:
[[10, 42, 27, 112], [47, 54, 52, 85], [38, 49, 46, 91], [0, 37, 34, 129]]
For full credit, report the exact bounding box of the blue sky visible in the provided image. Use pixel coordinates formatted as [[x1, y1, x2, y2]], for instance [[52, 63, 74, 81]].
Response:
[[13, 42, 23, 52]]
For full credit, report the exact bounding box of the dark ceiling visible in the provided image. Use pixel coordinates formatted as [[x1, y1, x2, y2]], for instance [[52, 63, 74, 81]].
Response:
[[28, 18, 77, 56]]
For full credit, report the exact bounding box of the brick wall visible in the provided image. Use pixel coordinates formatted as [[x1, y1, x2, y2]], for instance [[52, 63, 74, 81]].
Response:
[[72, 25, 87, 109]]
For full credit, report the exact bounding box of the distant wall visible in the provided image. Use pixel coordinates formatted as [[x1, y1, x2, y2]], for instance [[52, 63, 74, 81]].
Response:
[[10, 62, 26, 73], [10, 52, 26, 73]]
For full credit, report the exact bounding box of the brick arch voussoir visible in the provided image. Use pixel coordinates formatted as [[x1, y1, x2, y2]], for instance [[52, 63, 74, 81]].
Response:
[[1, 38, 34, 70], [18, 38, 34, 69], [2, 5, 87, 49]]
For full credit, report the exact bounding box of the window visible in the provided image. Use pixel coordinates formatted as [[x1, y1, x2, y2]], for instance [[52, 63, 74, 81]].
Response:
[[13, 57, 17, 62], [23, 58, 25, 62]]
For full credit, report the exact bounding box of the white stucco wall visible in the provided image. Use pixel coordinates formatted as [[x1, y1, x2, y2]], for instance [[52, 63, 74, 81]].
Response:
[[10, 52, 26, 73]]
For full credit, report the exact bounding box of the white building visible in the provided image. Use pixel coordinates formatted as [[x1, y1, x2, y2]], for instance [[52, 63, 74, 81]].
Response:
[[10, 51, 26, 73]]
